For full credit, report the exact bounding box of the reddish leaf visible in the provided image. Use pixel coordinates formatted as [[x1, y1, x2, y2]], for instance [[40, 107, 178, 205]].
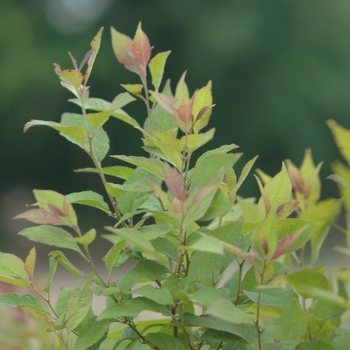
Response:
[[132, 22, 152, 67], [152, 92, 177, 115], [165, 166, 186, 200], [13, 209, 64, 226], [273, 229, 304, 259], [286, 160, 304, 192], [177, 100, 193, 124], [111, 27, 142, 75], [47, 203, 66, 217]]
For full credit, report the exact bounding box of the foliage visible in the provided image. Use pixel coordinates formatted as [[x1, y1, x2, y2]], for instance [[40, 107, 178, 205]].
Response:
[[1, 23, 350, 350]]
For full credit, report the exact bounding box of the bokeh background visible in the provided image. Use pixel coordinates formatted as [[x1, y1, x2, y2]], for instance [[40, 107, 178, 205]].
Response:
[[2, 0, 350, 256]]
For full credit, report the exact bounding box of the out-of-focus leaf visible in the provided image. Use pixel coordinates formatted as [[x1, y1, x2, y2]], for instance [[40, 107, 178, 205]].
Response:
[[49, 251, 86, 276], [66, 190, 109, 213]]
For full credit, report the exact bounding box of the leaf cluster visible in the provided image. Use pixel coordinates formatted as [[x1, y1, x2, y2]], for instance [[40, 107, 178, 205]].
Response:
[[1, 23, 350, 350]]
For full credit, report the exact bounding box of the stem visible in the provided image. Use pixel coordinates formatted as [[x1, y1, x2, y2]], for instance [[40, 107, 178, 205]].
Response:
[[235, 258, 246, 305], [255, 263, 267, 350]]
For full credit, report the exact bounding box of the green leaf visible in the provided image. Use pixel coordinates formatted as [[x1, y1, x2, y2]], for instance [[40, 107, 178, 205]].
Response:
[[111, 92, 136, 110], [75, 318, 112, 349], [105, 227, 155, 255], [111, 155, 166, 180], [244, 288, 298, 307], [65, 274, 93, 333], [287, 267, 328, 299], [110, 110, 141, 128], [86, 111, 110, 130], [19, 225, 82, 253], [66, 190, 110, 213], [186, 221, 242, 285], [327, 119, 350, 166], [73, 228, 96, 245], [295, 340, 336, 350], [0, 292, 50, 317], [49, 251, 86, 276], [145, 333, 186, 350], [104, 240, 126, 274], [206, 297, 255, 324], [69, 97, 111, 111], [42, 255, 58, 293], [117, 260, 168, 292], [151, 237, 178, 261], [142, 135, 182, 169], [266, 299, 310, 341], [193, 80, 213, 133], [184, 128, 215, 153], [200, 187, 232, 222], [24, 119, 86, 147], [190, 153, 239, 190], [132, 285, 173, 305], [191, 286, 226, 307], [184, 313, 273, 345], [149, 51, 171, 91], [98, 297, 171, 320], [0, 252, 29, 287], [259, 162, 292, 217], [183, 235, 224, 255], [60, 112, 110, 162]]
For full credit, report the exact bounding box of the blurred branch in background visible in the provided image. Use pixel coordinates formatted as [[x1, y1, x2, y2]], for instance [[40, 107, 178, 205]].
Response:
[[2, 0, 350, 255]]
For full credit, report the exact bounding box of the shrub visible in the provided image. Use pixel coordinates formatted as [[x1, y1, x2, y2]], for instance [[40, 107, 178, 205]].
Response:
[[1, 23, 350, 350]]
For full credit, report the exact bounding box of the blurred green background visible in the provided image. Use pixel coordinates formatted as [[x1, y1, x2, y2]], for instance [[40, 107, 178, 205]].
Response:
[[2, 0, 350, 254]]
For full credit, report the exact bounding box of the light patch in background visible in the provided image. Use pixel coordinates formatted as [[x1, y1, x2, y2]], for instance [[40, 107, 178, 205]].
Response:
[[45, 0, 111, 33]]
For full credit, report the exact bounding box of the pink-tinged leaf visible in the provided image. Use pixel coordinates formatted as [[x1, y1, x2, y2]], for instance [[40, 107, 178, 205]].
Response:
[[132, 22, 152, 67], [177, 99, 193, 124], [286, 160, 304, 192], [222, 241, 262, 265], [13, 209, 65, 226], [276, 200, 299, 220], [152, 92, 177, 115], [68, 51, 78, 70], [175, 71, 189, 102], [273, 228, 304, 259], [165, 166, 186, 200], [111, 26, 142, 75], [25, 247, 36, 278], [195, 105, 213, 122], [79, 49, 92, 71], [47, 203, 66, 217]]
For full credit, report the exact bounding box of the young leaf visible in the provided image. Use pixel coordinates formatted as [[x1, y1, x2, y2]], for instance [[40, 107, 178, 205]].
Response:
[[111, 26, 141, 75], [111, 92, 136, 110], [192, 81, 213, 133], [13, 208, 65, 226], [24, 247, 36, 278], [327, 119, 350, 165], [149, 51, 171, 91], [49, 251, 86, 276], [84, 27, 104, 84], [165, 165, 185, 200], [132, 22, 151, 68], [104, 240, 126, 274], [18, 225, 82, 254], [73, 228, 96, 246], [175, 71, 190, 101]]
